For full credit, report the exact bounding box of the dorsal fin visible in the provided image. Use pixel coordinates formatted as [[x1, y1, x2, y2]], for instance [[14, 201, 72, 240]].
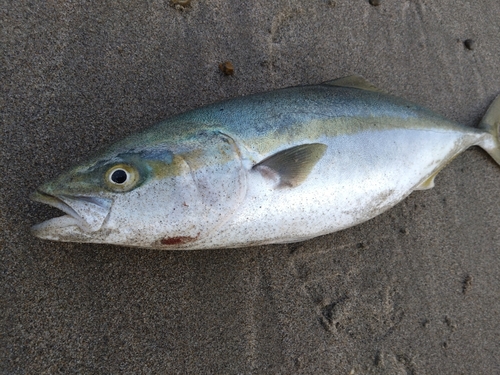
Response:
[[253, 143, 327, 188], [322, 75, 384, 93]]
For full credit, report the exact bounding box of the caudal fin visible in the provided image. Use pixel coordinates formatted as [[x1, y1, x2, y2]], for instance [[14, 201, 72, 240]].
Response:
[[478, 94, 500, 166]]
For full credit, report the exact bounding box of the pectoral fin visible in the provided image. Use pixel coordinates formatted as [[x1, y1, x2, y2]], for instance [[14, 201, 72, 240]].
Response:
[[253, 143, 327, 188], [322, 75, 384, 93]]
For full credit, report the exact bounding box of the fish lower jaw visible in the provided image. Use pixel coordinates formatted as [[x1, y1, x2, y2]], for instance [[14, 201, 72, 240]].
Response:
[[31, 215, 85, 240], [31, 191, 113, 235]]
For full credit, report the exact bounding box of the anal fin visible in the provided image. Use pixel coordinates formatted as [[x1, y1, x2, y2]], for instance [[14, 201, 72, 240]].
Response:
[[253, 143, 327, 188], [416, 171, 438, 190]]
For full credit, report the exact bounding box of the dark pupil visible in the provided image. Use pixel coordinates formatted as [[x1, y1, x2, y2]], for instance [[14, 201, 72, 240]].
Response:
[[111, 169, 128, 184]]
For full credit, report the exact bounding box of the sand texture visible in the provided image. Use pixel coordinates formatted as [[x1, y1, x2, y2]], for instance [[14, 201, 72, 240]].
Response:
[[2, 0, 500, 373]]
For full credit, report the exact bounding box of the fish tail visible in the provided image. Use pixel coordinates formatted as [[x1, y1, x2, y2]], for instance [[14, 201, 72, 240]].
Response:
[[477, 94, 500, 166]]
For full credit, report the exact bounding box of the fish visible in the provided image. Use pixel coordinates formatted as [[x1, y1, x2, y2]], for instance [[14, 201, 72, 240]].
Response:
[[31, 76, 500, 250]]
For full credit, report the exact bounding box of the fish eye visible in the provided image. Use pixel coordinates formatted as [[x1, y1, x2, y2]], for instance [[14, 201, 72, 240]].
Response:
[[110, 169, 128, 184], [105, 164, 139, 191]]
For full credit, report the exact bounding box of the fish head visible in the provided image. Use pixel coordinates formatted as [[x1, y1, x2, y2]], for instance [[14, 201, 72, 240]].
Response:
[[31, 130, 247, 249]]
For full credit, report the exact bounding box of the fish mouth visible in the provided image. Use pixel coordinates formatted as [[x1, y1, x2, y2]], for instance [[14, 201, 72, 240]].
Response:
[[30, 191, 113, 238]]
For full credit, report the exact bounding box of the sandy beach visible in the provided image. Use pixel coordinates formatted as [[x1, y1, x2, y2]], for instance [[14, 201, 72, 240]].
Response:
[[2, 1, 499, 373]]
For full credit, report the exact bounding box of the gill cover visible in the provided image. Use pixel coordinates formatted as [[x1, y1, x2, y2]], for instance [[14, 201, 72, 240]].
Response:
[[154, 130, 247, 247]]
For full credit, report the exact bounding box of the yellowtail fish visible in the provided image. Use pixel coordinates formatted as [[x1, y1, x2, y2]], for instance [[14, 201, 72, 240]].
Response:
[[31, 76, 500, 249]]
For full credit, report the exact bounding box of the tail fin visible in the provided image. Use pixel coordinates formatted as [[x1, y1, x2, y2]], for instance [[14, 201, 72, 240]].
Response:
[[478, 94, 500, 166]]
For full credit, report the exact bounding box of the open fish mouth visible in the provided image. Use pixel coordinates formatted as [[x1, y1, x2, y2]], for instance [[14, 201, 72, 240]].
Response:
[[31, 191, 112, 236]]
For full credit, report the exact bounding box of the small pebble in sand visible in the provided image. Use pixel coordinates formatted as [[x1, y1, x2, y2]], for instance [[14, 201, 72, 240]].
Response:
[[219, 61, 234, 76], [170, 0, 191, 10], [463, 39, 475, 50], [369, 0, 381, 6]]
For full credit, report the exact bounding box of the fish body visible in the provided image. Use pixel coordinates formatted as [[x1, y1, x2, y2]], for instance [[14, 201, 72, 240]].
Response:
[[31, 76, 500, 249]]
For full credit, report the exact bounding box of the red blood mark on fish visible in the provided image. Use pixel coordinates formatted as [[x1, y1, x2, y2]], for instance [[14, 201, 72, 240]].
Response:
[[161, 236, 196, 245]]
